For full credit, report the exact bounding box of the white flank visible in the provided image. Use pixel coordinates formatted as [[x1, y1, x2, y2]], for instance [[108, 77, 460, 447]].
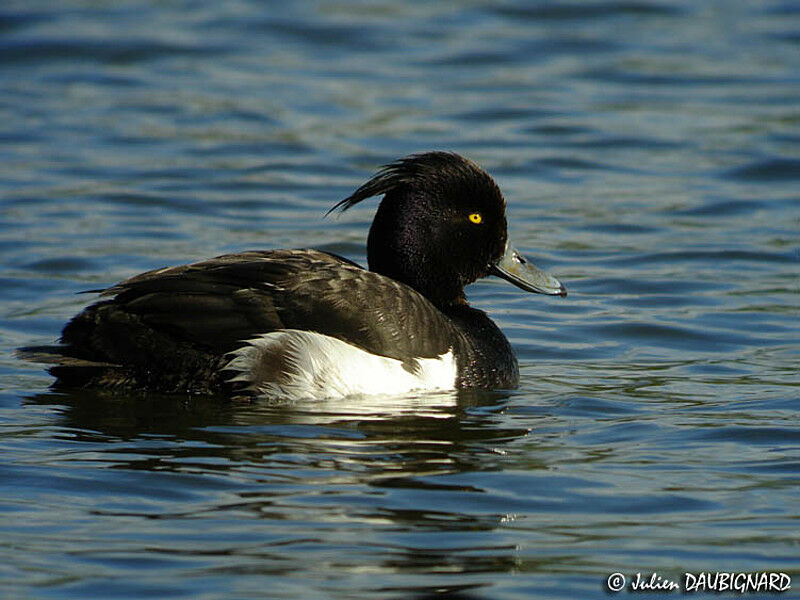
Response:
[[224, 330, 457, 400]]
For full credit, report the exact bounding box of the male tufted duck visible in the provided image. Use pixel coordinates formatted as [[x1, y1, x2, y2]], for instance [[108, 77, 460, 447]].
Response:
[[23, 152, 566, 399]]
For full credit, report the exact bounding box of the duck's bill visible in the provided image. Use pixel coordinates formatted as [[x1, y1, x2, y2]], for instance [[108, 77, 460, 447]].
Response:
[[490, 243, 567, 297]]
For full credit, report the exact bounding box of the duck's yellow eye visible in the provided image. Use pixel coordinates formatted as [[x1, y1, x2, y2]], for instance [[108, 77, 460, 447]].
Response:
[[468, 212, 483, 224]]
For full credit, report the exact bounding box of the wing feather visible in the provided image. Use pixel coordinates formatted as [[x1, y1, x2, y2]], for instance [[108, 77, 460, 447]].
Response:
[[72, 249, 457, 362]]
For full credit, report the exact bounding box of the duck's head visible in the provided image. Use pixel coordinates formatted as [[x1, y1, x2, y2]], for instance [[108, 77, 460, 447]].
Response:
[[330, 152, 566, 307]]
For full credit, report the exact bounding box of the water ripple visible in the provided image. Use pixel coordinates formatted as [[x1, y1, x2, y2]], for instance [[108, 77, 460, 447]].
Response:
[[725, 158, 800, 182], [0, 38, 221, 64], [493, 2, 683, 20]]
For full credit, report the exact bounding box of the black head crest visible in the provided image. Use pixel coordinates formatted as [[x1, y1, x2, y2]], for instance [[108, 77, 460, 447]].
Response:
[[327, 151, 482, 216]]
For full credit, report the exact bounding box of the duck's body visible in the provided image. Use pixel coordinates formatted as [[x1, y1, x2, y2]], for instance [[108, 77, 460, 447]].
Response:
[[24, 152, 565, 399]]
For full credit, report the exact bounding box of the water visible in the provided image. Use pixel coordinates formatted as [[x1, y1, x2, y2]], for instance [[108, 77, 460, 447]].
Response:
[[1, 1, 798, 598]]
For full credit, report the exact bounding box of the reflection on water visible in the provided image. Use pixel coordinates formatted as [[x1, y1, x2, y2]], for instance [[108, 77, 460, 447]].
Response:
[[1, 0, 798, 598], [24, 388, 521, 483], [17, 389, 527, 597]]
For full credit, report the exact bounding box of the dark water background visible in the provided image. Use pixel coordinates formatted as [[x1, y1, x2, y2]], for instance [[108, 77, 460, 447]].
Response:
[[1, 1, 798, 599]]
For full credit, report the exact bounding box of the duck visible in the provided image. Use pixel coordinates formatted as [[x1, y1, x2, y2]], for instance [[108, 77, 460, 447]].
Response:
[[22, 152, 566, 399]]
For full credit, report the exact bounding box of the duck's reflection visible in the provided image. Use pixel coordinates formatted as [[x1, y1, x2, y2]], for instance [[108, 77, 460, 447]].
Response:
[[25, 388, 530, 481], [26, 386, 523, 433], [24, 389, 532, 586]]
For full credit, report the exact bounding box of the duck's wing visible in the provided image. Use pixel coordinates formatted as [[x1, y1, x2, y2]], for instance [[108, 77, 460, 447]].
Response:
[[71, 249, 457, 362]]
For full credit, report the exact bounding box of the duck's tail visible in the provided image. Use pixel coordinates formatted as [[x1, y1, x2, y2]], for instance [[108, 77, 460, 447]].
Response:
[[16, 344, 121, 389], [17, 344, 119, 368]]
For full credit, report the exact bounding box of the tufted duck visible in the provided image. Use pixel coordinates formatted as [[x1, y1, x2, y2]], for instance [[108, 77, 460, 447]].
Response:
[[22, 152, 566, 399]]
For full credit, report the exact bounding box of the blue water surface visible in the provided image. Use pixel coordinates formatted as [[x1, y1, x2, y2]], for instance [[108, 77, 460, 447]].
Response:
[[1, 1, 798, 599]]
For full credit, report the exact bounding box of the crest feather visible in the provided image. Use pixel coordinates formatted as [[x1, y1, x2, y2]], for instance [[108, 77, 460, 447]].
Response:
[[327, 151, 472, 215]]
